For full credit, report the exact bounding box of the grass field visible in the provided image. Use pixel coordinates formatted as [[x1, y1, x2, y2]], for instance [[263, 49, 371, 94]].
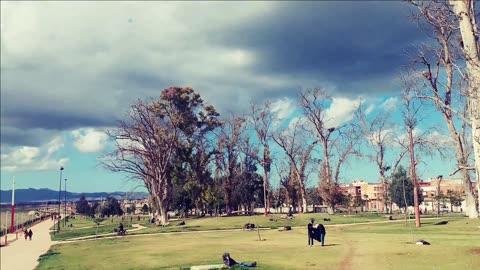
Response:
[[50, 213, 391, 240], [50, 213, 460, 241], [50, 216, 139, 241], [37, 217, 480, 270]]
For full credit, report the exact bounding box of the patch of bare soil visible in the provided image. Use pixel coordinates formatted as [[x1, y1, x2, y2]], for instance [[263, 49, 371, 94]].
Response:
[[338, 240, 354, 270], [471, 249, 480, 254]]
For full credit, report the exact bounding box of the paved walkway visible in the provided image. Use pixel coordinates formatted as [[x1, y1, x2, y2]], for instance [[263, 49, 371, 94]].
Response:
[[0, 219, 57, 270]]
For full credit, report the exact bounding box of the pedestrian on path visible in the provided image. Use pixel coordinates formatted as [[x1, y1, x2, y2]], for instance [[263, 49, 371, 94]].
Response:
[[28, 229, 33, 241], [24, 229, 28, 240]]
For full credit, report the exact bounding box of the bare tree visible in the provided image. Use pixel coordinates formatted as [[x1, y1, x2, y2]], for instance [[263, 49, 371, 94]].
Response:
[[402, 87, 423, 227], [272, 118, 318, 213], [299, 89, 336, 214], [299, 88, 362, 214], [449, 0, 480, 211], [408, 0, 479, 218], [331, 124, 364, 187], [215, 114, 247, 215], [102, 99, 178, 225], [250, 101, 275, 216], [357, 106, 409, 213]]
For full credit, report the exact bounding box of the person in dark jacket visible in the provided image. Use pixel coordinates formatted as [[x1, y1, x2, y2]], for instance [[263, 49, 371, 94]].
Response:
[[317, 223, 326, 246], [222, 252, 256, 268], [28, 229, 33, 240], [307, 218, 315, 247]]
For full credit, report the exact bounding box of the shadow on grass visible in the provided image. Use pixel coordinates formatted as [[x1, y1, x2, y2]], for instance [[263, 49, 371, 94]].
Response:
[[38, 250, 60, 261], [321, 244, 339, 247]]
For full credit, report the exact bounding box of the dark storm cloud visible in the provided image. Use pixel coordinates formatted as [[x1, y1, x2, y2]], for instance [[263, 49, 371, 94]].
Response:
[[0, 126, 59, 146], [215, 1, 424, 92], [1, 1, 427, 148], [2, 110, 112, 130]]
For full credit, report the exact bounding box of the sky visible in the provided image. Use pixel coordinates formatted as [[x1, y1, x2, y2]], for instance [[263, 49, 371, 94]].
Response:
[[0, 1, 463, 193]]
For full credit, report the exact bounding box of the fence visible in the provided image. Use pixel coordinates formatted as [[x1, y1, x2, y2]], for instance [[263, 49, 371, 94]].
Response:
[[0, 211, 51, 237]]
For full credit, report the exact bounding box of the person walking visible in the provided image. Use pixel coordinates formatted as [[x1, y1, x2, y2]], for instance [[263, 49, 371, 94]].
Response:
[[28, 229, 33, 241], [317, 223, 326, 247], [24, 229, 28, 240], [307, 218, 315, 247]]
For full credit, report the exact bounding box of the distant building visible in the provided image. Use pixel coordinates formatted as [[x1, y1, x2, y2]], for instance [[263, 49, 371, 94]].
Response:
[[350, 180, 386, 211], [338, 180, 387, 211], [419, 177, 477, 213]]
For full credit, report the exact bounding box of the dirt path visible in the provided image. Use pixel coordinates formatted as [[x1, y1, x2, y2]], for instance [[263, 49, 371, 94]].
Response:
[[0, 219, 57, 270], [338, 239, 355, 270]]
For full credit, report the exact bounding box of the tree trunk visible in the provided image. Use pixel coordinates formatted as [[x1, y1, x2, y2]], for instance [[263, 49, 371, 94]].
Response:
[[408, 127, 421, 228], [225, 179, 233, 215], [262, 170, 269, 216], [322, 142, 332, 184], [471, 98, 480, 213], [380, 175, 389, 213], [156, 203, 168, 226], [450, 0, 480, 217], [294, 170, 308, 213], [444, 115, 478, 218]]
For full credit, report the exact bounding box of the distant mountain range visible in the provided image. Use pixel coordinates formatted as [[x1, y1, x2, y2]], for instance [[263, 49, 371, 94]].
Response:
[[0, 188, 148, 204]]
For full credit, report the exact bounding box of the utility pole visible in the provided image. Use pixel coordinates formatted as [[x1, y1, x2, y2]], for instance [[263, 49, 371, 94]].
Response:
[[57, 166, 64, 233], [64, 178, 68, 227], [10, 177, 16, 233]]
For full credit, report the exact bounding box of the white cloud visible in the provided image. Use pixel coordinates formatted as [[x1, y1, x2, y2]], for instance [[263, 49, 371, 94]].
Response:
[[365, 104, 376, 115], [72, 128, 108, 153], [381, 97, 398, 112], [367, 128, 395, 146], [324, 97, 361, 128], [270, 97, 297, 129], [425, 131, 454, 146], [0, 136, 68, 172], [46, 136, 64, 155]]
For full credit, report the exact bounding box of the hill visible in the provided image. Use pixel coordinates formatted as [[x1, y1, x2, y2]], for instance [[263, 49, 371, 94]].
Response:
[[0, 188, 148, 204]]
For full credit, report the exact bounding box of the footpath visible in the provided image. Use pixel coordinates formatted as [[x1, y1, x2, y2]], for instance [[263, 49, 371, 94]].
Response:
[[0, 219, 56, 270]]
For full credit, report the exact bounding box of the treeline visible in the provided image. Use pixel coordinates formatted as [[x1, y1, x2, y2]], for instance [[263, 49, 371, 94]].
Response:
[[101, 87, 419, 225], [75, 195, 123, 217], [102, 1, 480, 224]]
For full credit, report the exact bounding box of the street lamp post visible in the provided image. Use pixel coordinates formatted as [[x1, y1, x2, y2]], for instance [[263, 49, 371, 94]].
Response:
[[57, 166, 64, 233], [64, 179, 67, 227]]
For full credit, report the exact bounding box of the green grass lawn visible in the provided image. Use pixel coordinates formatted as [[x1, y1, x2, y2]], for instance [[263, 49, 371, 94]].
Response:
[[52, 213, 390, 240], [51, 213, 463, 241], [126, 213, 391, 235], [51, 216, 140, 241], [37, 217, 480, 270]]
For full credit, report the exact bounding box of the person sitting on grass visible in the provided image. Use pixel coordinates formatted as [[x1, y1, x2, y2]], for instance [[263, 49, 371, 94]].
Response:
[[222, 252, 256, 268], [119, 222, 124, 232]]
